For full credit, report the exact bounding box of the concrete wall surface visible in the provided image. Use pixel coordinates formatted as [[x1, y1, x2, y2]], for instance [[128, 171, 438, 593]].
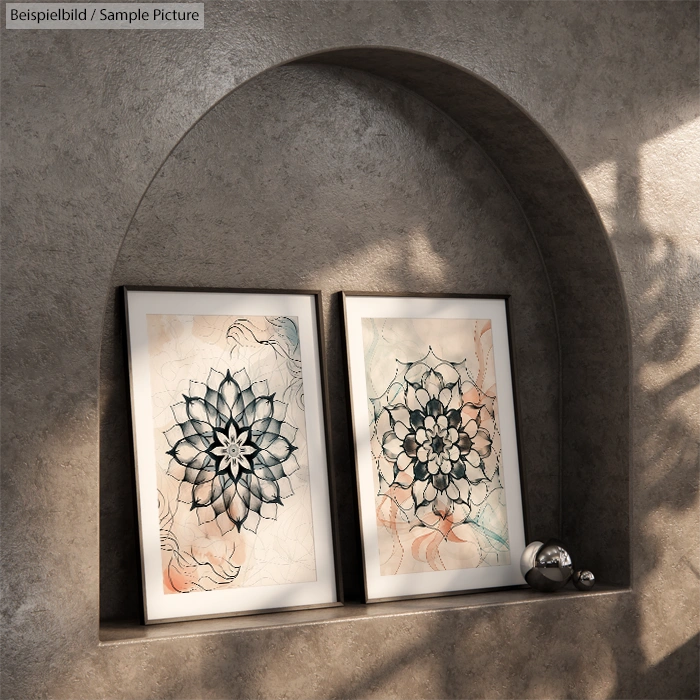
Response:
[[2, 2, 698, 698]]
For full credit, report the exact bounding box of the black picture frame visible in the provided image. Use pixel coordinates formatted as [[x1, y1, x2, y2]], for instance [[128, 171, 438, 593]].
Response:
[[123, 285, 343, 623], [341, 291, 528, 603]]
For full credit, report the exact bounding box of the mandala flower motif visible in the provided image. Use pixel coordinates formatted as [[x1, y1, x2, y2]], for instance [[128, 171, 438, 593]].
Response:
[[164, 367, 299, 534], [371, 350, 496, 528], [207, 421, 259, 481]]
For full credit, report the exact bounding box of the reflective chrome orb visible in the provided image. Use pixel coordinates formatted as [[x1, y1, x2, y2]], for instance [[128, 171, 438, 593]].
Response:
[[521, 539, 574, 592], [573, 569, 595, 591], [519, 541, 543, 578]]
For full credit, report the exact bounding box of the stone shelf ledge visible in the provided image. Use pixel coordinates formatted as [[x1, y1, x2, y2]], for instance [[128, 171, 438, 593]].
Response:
[[99, 584, 629, 645]]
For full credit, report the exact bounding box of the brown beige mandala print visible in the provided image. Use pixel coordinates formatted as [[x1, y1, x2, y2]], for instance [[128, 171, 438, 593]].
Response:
[[362, 318, 510, 576], [149, 314, 317, 594]]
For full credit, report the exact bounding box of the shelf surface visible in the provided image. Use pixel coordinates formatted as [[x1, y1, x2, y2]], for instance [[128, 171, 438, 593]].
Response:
[[100, 584, 629, 645]]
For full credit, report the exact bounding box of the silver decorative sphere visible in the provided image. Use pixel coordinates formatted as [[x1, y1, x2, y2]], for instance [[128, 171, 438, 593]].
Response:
[[520, 539, 574, 592], [520, 541, 543, 578], [573, 569, 595, 591]]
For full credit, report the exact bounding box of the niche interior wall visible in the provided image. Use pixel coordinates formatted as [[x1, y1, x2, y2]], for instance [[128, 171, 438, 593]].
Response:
[[99, 55, 627, 621]]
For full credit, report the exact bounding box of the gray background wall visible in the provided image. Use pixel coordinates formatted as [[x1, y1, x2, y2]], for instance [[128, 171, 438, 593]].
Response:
[[2, 2, 698, 699], [99, 63, 561, 618]]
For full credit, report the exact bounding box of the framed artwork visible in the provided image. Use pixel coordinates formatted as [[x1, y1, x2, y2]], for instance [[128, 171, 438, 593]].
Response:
[[342, 293, 527, 602], [124, 287, 340, 623]]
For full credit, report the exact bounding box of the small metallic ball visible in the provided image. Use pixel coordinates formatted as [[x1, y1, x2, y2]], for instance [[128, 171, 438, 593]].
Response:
[[522, 538, 574, 592], [573, 569, 595, 591]]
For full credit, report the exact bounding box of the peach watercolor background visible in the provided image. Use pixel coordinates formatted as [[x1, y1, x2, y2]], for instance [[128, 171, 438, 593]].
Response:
[[146, 314, 317, 594], [360, 317, 510, 576]]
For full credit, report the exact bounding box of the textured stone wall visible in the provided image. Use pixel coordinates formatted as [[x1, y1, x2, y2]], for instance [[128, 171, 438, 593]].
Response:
[[2, 2, 698, 698], [99, 63, 560, 619]]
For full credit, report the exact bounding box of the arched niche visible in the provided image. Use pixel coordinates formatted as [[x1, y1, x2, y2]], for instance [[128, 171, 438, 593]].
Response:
[[100, 48, 629, 623]]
